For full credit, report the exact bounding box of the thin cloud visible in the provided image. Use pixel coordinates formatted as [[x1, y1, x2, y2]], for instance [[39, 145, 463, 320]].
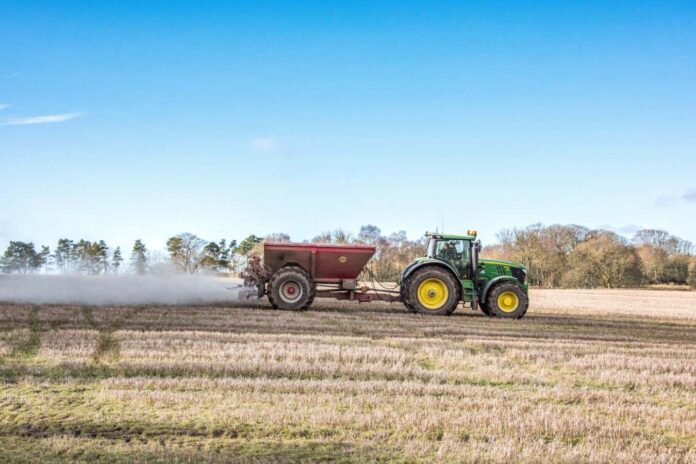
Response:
[[5, 112, 84, 126], [0, 103, 9, 111], [683, 188, 696, 203], [655, 195, 677, 207], [655, 187, 696, 206], [601, 224, 642, 235], [250, 137, 277, 152]]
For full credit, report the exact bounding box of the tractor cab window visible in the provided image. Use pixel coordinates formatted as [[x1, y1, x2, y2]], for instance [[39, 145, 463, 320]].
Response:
[[434, 239, 471, 277]]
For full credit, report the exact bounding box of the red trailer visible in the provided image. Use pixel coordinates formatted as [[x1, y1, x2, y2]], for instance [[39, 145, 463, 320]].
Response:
[[243, 242, 400, 310]]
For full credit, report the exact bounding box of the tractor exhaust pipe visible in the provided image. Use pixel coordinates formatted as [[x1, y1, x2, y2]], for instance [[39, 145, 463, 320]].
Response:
[[471, 240, 481, 310]]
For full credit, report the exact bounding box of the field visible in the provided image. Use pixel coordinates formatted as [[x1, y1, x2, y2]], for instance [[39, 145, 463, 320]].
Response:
[[1, 289, 695, 463]]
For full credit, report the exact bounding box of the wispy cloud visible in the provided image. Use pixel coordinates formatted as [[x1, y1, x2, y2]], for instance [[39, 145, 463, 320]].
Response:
[[250, 137, 277, 152], [600, 224, 642, 235], [656, 187, 696, 206], [0, 103, 9, 111], [4, 112, 84, 125], [683, 188, 696, 203], [655, 195, 677, 206]]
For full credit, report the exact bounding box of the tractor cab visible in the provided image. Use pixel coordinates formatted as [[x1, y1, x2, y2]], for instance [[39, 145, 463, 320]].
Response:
[[425, 231, 479, 279]]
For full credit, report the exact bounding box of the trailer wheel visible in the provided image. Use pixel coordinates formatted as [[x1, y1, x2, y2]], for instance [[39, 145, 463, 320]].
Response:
[[486, 283, 528, 319], [268, 266, 316, 310], [405, 267, 459, 316]]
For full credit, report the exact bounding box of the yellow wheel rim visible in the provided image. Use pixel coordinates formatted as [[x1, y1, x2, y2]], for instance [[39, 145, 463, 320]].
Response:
[[417, 278, 449, 310], [497, 291, 520, 313]]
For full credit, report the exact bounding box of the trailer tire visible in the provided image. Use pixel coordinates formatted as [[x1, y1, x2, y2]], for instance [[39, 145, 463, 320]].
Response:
[[268, 266, 316, 310], [486, 283, 528, 319], [405, 267, 459, 316]]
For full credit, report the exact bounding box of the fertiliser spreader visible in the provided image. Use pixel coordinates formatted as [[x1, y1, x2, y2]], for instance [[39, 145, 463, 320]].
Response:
[[242, 232, 529, 318]]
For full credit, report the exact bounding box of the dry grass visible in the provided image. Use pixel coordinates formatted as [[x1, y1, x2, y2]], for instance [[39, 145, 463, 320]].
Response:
[[532, 288, 696, 320], [1, 289, 695, 463]]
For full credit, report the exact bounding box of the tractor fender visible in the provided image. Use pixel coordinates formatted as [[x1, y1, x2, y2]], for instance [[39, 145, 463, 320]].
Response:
[[481, 276, 522, 302], [401, 260, 460, 289]]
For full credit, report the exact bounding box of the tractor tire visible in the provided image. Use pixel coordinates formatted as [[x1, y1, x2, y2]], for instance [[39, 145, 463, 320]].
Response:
[[486, 283, 528, 319], [404, 267, 459, 316], [401, 280, 417, 313], [402, 296, 417, 313], [479, 300, 493, 317], [267, 266, 316, 311]]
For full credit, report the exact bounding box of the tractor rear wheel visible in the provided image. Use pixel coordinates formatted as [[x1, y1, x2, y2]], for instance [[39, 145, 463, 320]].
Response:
[[486, 283, 528, 319], [401, 282, 417, 313], [479, 300, 493, 317], [268, 266, 316, 310], [404, 267, 459, 316]]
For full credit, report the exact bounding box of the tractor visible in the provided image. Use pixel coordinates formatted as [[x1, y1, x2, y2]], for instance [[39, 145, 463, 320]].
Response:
[[242, 230, 529, 318], [401, 231, 528, 318]]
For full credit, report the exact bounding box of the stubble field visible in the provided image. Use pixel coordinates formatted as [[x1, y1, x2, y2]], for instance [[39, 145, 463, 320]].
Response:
[[1, 288, 695, 463]]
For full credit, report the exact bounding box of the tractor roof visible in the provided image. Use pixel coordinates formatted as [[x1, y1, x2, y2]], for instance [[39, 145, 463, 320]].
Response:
[[425, 232, 477, 240]]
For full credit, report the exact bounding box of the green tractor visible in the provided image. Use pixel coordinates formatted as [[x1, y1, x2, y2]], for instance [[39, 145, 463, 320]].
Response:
[[401, 231, 529, 318]]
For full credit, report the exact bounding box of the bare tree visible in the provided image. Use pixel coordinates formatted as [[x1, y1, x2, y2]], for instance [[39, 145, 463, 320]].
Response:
[[562, 231, 642, 288], [332, 229, 353, 244], [311, 231, 333, 243], [357, 225, 381, 244], [265, 233, 291, 243], [166, 233, 207, 273], [311, 229, 354, 244], [633, 229, 693, 284], [689, 259, 696, 288]]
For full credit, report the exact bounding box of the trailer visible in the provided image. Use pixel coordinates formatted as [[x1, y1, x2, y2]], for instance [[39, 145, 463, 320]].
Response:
[[242, 242, 400, 310], [242, 232, 530, 318]]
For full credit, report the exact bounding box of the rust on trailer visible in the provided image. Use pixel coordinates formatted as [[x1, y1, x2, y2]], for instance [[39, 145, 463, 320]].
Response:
[[263, 242, 376, 283]]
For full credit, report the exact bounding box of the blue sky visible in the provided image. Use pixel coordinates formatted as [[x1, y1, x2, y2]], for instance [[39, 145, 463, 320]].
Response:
[[1, 1, 695, 252]]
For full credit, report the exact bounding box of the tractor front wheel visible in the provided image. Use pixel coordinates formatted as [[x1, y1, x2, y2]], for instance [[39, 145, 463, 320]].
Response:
[[268, 266, 316, 310], [486, 283, 528, 319], [404, 267, 459, 316]]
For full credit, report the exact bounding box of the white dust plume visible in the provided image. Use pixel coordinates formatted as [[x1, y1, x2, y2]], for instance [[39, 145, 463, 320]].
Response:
[[0, 274, 255, 306]]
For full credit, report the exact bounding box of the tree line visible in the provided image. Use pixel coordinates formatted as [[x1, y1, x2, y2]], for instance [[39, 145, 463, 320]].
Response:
[[484, 224, 696, 288], [2, 224, 695, 289], [0, 233, 261, 276]]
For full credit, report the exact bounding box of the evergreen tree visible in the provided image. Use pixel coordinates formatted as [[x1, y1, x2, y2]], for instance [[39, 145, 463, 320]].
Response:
[[218, 239, 236, 269], [55, 238, 74, 274], [199, 239, 236, 273], [95, 240, 110, 274], [0, 241, 43, 273], [234, 234, 262, 256], [111, 247, 123, 274], [131, 240, 148, 275], [200, 241, 222, 272], [39, 245, 52, 274], [73, 239, 91, 274]]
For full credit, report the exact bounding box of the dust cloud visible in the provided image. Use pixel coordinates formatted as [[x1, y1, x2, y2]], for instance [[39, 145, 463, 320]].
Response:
[[0, 274, 255, 306]]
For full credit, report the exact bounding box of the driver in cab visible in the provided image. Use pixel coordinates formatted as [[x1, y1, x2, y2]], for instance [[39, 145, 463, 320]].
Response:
[[439, 241, 459, 263]]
